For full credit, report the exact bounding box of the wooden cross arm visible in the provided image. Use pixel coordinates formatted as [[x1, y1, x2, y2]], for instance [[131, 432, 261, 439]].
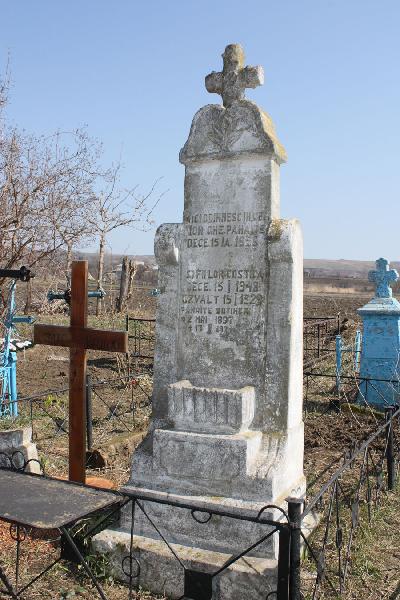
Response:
[[34, 324, 128, 353]]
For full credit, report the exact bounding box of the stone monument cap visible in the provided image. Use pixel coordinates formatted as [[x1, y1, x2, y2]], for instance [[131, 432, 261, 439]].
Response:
[[180, 43, 287, 165], [205, 43, 264, 108]]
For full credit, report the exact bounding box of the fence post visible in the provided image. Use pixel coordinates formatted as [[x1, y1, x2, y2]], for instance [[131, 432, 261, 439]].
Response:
[[335, 335, 342, 394], [385, 407, 396, 491], [287, 497, 303, 600], [277, 524, 290, 600], [86, 374, 93, 451], [354, 330, 362, 372]]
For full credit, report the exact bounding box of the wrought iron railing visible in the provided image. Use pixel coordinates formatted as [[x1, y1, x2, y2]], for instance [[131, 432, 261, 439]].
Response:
[[298, 405, 399, 599]]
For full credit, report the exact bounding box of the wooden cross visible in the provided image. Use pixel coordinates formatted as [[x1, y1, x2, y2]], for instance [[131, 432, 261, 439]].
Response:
[[205, 44, 264, 108], [368, 258, 399, 299], [33, 261, 128, 483]]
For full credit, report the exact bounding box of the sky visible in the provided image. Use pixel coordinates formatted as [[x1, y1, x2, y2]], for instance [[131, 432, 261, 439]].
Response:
[[1, 0, 399, 261]]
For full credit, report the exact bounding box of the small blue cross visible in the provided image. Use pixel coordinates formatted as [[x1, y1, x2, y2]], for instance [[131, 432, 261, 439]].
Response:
[[368, 258, 399, 298]]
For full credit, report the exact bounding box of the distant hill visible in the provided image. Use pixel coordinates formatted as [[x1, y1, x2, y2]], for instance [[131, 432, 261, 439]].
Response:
[[74, 252, 399, 281], [304, 259, 400, 279]]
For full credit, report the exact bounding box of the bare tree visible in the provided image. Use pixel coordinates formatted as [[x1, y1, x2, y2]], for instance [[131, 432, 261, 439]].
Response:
[[0, 124, 103, 274], [0, 66, 164, 304], [87, 165, 163, 314]]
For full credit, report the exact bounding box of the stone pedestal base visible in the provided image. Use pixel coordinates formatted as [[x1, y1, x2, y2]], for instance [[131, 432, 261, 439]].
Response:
[[358, 297, 400, 410], [93, 419, 305, 597], [93, 529, 278, 600]]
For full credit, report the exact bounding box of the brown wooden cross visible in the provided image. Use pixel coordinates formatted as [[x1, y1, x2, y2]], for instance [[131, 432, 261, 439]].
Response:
[[33, 261, 128, 483]]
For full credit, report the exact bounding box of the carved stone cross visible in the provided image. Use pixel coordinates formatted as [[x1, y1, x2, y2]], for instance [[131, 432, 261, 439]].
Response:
[[205, 44, 264, 108], [34, 261, 128, 483], [368, 258, 399, 298]]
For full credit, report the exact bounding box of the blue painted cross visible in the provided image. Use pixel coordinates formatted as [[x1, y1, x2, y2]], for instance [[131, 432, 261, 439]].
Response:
[[368, 258, 399, 298]]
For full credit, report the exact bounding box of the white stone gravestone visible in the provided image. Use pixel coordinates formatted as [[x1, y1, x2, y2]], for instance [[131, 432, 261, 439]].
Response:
[[95, 43, 305, 599]]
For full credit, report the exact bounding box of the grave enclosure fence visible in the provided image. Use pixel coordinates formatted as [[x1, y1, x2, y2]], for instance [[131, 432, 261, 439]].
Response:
[[0, 374, 152, 475], [0, 452, 302, 600], [1, 405, 399, 600], [298, 405, 400, 599]]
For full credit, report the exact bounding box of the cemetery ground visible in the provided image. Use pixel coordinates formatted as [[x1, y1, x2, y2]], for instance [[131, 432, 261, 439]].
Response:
[[1, 287, 399, 599]]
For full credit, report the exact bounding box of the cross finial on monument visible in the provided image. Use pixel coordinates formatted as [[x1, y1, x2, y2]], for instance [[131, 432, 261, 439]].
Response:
[[368, 258, 399, 298], [205, 44, 264, 108]]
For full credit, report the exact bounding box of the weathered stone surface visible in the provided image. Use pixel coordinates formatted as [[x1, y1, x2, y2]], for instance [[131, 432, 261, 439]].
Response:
[[205, 44, 264, 109], [95, 43, 305, 599], [0, 427, 41, 474], [168, 380, 255, 433], [154, 428, 261, 481]]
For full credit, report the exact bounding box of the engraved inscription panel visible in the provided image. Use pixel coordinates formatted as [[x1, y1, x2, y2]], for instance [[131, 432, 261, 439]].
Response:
[[179, 210, 267, 340]]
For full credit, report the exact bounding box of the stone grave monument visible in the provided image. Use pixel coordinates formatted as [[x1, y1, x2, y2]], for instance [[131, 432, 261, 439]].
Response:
[[95, 43, 305, 599], [358, 258, 400, 409]]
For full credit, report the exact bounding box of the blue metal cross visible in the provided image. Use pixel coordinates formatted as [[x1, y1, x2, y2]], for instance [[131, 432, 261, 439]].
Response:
[[368, 258, 399, 298]]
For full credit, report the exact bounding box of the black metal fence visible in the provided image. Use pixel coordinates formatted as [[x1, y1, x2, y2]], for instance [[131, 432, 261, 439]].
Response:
[[0, 374, 152, 475], [115, 489, 298, 600], [0, 451, 308, 600], [125, 316, 156, 372], [304, 370, 400, 414], [298, 405, 399, 598], [303, 315, 341, 369]]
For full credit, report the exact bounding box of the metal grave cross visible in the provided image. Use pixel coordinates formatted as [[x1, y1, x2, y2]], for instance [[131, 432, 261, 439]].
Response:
[[34, 261, 128, 483], [205, 43, 264, 108], [368, 257, 399, 298]]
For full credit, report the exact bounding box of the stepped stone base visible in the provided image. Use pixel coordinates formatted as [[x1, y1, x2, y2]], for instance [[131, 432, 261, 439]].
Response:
[[93, 529, 278, 600], [118, 487, 288, 558]]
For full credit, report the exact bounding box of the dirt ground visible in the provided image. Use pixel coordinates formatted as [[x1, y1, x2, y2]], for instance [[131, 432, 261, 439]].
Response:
[[0, 289, 399, 598]]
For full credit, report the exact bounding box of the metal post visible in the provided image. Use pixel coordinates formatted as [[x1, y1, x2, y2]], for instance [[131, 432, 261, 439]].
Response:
[[287, 498, 303, 600], [277, 525, 290, 600], [354, 330, 362, 372], [60, 527, 109, 600], [86, 374, 93, 451], [9, 353, 18, 417], [335, 335, 342, 395], [125, 314, 131, 379], [386, 407, 396, 491]]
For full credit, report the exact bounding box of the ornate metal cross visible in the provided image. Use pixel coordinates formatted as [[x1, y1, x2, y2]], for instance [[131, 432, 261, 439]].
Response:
[[368, 258, 399, 298], [205, 44, 264, 108], [34, 261, 128, 483]]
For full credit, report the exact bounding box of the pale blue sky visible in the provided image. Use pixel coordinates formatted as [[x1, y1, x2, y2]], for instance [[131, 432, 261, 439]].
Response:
[[1, 0, 399, 260]]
